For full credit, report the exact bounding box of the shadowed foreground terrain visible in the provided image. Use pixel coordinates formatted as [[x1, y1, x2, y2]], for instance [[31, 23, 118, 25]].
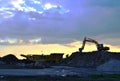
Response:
[[0, 51, 120, 81], [0, 74, 120, 81]]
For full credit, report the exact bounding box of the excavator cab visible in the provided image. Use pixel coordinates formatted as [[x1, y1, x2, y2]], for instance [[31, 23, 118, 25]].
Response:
[[97, 44, 109, 51], [97, 44, 103, 51]]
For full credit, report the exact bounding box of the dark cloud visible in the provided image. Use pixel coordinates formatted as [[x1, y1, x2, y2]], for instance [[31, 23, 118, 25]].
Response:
[[0, 0, 120, 45], [89, 0, 120, 7]]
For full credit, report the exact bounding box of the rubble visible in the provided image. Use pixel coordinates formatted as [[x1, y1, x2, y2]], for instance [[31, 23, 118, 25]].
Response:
[[0, 51, 120, 71], [63, 51, 120, 68]]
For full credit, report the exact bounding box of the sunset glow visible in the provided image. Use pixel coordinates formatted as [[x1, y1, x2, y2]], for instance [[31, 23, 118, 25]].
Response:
[[0, 0, 120, 58]]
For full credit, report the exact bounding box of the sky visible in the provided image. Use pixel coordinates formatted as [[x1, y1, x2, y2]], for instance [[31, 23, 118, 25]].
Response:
[[0, 0, 120, 58]]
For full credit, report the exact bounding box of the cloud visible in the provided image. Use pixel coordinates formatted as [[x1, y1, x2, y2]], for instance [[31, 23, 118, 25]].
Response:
[[0, 38, 42, 45], [63, 41, 81, 48], [0, 0, 120, 46], [10, 0, 24, 10], [89, 0, 120, 7]]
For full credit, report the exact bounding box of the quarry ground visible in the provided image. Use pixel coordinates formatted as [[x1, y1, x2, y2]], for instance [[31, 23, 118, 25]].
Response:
[[0, 66, 120, 81], [0, 51, 120, 81], [0, 66, 119, 76]]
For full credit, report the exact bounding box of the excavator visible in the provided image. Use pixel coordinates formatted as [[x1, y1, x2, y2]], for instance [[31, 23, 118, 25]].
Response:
[[79, 37, 110, 52]]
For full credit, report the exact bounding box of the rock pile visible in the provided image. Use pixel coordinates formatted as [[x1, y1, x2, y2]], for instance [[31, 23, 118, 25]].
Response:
[[63, 51, 120, 68]]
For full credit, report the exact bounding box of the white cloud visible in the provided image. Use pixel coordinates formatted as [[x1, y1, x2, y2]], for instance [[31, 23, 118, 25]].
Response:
[[10, 0, 25, 10], [33, 0, 41, 4], [44, 3, 53, 10], [0, 0, 69, 19], [0, 11, 14, 18], [22, 6, 36, 12], [29, 38, 41, 44], [0, 38, 42, 45]]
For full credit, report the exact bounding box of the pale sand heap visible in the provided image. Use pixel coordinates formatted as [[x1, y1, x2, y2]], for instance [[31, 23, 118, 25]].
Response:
[[97, 59, 120, 72]]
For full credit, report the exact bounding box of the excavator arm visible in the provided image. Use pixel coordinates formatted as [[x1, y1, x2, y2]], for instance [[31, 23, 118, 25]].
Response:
[[79, 37, 87, 52]]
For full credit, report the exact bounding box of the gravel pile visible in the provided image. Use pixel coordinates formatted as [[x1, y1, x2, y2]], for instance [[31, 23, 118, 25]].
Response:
[[63, 51, 120, 68]]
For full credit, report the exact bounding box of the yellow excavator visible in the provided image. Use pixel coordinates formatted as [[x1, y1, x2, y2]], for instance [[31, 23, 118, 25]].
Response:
[[79, 37, 110, 52]]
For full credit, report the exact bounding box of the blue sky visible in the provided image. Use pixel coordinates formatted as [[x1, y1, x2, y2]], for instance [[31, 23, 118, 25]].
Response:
[[0, 0, 120, 57]]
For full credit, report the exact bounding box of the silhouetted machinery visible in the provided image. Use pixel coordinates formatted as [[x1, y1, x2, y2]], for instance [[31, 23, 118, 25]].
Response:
[[79, 37, 110, 52], [21, 53, 64, 63]]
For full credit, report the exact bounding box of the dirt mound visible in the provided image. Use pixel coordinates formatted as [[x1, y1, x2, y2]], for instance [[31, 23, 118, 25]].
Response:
[[97, 59, 120, 72], [1, 54, 19, 64], [63, 51, 120, 68]]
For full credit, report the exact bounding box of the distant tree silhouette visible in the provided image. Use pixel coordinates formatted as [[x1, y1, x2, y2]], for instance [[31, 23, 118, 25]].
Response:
[[1, 54, 18, 64]]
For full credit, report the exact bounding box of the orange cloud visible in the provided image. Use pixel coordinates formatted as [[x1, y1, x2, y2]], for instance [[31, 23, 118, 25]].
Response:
[[0, 41, 119, 59]]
